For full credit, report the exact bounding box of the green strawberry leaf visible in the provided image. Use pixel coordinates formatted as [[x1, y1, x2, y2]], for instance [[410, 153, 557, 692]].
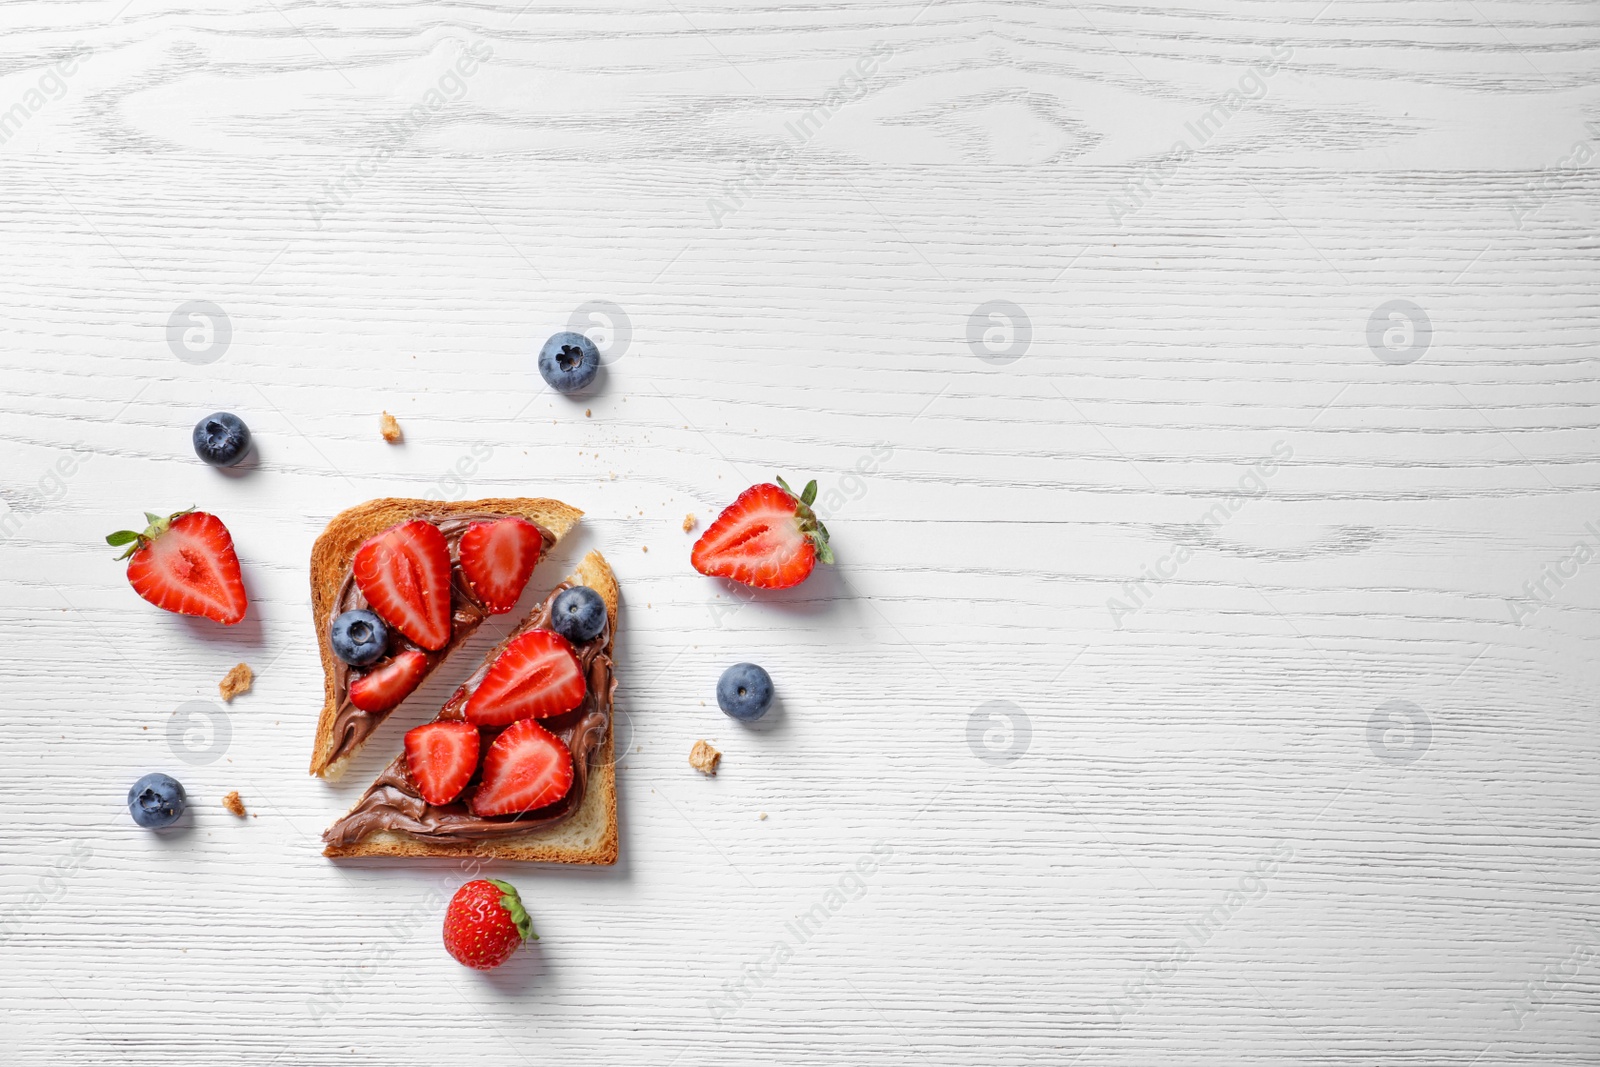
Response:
[[801, 480, 818, 506], [109, 508, 197, 560], [775, 475, 793, 497], [488, 878, 538, 942], [814, 540, 835, 565]]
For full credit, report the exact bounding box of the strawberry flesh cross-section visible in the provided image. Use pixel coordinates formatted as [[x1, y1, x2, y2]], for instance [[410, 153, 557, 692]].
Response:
[[459, 517, 544, 615], [690, 479, 832, 589], [463, 629, 587, 726], [348, 649, 429, 713], [404, 720, 481, 805], [352, 520, 453, 650], [468, 718, 575, 817], [111, 510, 248, 625]]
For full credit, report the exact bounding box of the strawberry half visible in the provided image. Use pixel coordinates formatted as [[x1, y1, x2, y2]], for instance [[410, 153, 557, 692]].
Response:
[[463, 629, 586, 727], [108, 509, 248, 625], [459, 517, 543, 615], [348, 649, 429, 713], [404, 720, 480, 805], [468, 718, 574, 817], [352, 520, 453, 650], [690, 477, 833, 589]]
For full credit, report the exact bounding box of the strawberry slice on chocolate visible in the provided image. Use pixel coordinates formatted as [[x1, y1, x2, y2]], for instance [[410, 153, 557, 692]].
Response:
[[352, 520, 453, 650], [348, 649, 429, 713], [404, 720, 480, 805], [459, 517, 544, 615], [464, 629, 586, 727], [468, 718, 575, 816]]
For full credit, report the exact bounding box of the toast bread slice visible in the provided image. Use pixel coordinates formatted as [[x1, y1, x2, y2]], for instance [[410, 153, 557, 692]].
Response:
[[322, 550, 620, 864], [309, 497, 582, 779]]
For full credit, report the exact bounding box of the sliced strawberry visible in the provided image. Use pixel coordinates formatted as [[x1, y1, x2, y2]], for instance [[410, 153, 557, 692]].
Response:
[[110, 509, 248, 625], [459, 517, 544, 614], [468, 718, 574, 816], [690, 478, 833, 590], [404, 720, 480, 805], [463, 629, 586, 727], [348, 649, 429, 713], [352, 520, 452, 650]]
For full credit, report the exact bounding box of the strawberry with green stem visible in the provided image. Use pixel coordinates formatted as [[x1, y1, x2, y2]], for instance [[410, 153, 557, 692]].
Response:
[[691, 476, 833, 589], [107, 509, 247, 625], [443, 878, 538, 970]]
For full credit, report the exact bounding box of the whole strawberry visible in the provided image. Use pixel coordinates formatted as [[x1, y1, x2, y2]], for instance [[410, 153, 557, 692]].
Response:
[[107, 508, 247, 625], [443, 878, 537, 970], [691, 476, 833, 589]]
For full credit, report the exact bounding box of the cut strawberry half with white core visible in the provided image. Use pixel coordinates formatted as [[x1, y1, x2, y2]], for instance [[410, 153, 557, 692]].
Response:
[[464, 629, 587, 727], [404, 720, 481, 805], [348, 649, 429, 713], [468, 718, 575, 816], [352, 520, 453, 650], [690, 477, 833, 590], [109, 509, 248, 625], [459, 517, 543, 615]]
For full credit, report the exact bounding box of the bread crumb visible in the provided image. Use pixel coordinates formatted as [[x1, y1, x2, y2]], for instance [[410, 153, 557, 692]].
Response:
[[609, 471, 616, 480], [682, 513, 696, 532], [759, 812, 768, 820], [380, 411, 402, 443], [689, 740, 721, 776], [222, 791, 247, 817], [642, 545, 648, 553], [585, 408, 592, 417], [218, 663, 253, 702]]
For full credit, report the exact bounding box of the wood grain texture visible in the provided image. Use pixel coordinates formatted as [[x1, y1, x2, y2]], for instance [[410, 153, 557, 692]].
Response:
[[1, 1, 1598, 1063]]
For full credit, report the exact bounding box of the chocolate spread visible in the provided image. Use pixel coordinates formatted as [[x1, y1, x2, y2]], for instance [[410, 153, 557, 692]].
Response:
[[325, 515, 556, 767], [322, 582, 614, 848]]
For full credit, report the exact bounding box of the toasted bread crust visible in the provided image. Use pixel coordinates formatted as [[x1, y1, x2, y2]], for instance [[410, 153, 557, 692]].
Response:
[[308, 497, 583, 779], [322, 550, 621, 865]]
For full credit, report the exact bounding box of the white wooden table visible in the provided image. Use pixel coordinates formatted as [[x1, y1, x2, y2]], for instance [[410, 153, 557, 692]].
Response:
[[2, 2, 1597, 1063]]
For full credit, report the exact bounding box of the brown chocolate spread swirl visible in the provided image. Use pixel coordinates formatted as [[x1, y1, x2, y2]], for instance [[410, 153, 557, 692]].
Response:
[[325, 515, 556, 767], [322, 582, 614, 848]]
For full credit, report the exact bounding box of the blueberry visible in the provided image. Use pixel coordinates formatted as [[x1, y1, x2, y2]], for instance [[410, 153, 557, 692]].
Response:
[[128, 773, 186, 829], [717, 663, 773, 722], [538, 332, 600, 393], [550, 586, 606, 643], [192, 411, 251, 467], [331, 609, 388, 666]]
